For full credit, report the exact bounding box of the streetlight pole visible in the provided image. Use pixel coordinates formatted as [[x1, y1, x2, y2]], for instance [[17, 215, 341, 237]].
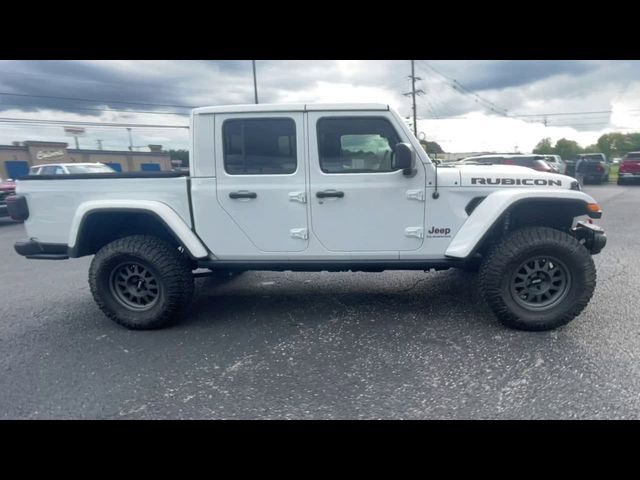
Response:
[[127, 128, 133, 152], [252, 60, 259, 104]]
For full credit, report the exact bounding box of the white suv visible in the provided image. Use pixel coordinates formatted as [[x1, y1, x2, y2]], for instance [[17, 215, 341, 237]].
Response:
[[29, 163, 115, 175], [542, 155, 566, 175]]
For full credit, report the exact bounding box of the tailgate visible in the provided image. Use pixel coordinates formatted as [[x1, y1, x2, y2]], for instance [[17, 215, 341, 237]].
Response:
[[621, 160, 640, 173]]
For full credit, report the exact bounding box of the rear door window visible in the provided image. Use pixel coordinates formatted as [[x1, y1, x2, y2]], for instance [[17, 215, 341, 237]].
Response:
[[223, 118, 297, 175]]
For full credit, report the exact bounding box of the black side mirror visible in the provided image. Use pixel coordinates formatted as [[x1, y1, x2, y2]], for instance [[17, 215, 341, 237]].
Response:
[[392, 142, 416, 175]]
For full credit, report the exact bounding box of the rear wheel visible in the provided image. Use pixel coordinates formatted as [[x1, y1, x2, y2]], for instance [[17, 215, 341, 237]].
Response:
[[89, 235, 194, 330], [617, 177, 626, 185], [479, 227, 596, 331]]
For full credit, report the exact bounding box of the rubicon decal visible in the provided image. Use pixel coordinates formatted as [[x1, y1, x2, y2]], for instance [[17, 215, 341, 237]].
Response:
[[471, 178, 562, 186]]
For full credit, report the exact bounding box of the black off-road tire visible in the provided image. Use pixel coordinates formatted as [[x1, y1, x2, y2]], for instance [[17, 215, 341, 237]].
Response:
[[89, 235, 194, 330], [479, 227, 596, 331], [461, 255, 483, 273]]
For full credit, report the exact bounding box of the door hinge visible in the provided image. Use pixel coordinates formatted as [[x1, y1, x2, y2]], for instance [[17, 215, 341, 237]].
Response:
[[406, 189, 426, 202], [289, 228, 308, 240], [405, 227, 424, 239], [288, 191, 307, 203]]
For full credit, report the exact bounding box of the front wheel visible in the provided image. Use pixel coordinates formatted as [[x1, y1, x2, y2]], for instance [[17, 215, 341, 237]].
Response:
[[479, 227, 596, 331], [89, 235, 194, 330]]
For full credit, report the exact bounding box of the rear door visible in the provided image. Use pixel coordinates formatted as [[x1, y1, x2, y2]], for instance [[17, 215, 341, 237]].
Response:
[[214, 113, 308, 252]]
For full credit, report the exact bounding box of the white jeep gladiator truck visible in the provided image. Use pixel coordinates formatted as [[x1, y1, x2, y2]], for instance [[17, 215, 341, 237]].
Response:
[[8, 103, 607, 331]]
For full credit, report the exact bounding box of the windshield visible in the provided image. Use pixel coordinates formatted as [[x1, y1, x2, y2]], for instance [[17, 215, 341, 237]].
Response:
[[581, 154, 604, 162], [65, 165, 115, 174], [461, 156, 503, 164]]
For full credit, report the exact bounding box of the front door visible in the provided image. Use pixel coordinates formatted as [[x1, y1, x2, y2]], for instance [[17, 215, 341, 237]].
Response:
[[214, 113, 308, 252], [308, 113, 426, 253]]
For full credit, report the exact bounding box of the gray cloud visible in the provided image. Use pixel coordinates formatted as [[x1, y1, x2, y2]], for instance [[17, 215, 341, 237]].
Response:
[[0, 60, 639, 149]]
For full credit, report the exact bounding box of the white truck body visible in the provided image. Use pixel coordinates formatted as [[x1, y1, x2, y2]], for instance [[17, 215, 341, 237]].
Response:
[[16, 103, 599, 263], [10, 103, 607, 331]]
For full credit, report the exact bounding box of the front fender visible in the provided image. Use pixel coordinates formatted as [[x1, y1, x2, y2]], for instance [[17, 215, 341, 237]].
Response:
[[68, 200, 209, 259], [445, 189, 600, 259]]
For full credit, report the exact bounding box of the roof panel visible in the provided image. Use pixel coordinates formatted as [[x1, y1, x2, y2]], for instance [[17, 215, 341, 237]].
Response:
[[193, 103, 389, 115]]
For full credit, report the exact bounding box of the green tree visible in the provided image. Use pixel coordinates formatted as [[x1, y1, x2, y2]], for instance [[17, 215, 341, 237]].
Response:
[[419, 140, 444, 154], [583, 144, 599, 153], [596, 132, 628, 159], [533, 137, 554, 154], [554, 138, 582, 160]]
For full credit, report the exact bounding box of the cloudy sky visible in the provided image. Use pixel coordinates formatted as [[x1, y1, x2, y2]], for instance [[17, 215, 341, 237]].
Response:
[[1, 60, 639, 153]]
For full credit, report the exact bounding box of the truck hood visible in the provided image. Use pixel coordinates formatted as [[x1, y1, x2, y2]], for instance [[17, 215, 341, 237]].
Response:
[[454, 164, 574, 189]]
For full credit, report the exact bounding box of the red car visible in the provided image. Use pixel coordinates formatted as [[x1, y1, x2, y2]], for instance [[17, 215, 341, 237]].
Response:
[[0, 178, 17, 218], [617, 152, 640, 185]]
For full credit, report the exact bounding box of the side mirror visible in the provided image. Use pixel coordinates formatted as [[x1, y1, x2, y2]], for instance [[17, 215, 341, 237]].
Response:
[[392, 142, 416, 175]]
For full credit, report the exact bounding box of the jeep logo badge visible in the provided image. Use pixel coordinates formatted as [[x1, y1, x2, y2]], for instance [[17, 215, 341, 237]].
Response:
[[427, 226, 451, 237]]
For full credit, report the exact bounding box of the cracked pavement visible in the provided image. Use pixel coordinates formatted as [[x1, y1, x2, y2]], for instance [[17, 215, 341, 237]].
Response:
[[0, 183, 639, 419]]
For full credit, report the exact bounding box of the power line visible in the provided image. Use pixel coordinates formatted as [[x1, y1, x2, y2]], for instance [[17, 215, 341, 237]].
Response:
[[417, 61, 510, 117], [0, 91, 196, 109], [0, 68, 228, 97], [0, 102, 191, 116], [0, 117, 189, 129], [0, 123, 191, 137]]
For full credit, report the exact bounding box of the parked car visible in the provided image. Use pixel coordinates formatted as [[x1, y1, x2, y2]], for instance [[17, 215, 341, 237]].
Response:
[[459, 154, 555, 173], [617, 151, 640, 185], [572, 153, 610, 184], [0, 177, 17, 218], [9, 103, 607, 333], [542, 154, 566, 174], [29, 163, 115, 175]]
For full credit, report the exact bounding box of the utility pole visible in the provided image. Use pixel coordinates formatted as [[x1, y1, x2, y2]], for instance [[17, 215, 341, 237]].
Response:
[[74, 136, 80, 150], [127, 128, 133, 152], [252, 60, 259, 104], [403, 60, 424, 137], [96, 139, 103, 150]]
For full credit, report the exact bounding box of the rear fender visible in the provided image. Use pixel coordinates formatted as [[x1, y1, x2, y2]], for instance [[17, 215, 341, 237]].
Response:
[[68, 200, 209, 259]]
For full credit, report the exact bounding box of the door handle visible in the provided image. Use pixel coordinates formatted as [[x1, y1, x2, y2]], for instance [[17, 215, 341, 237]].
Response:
[[229, 191, 257, 199], [316, 190, 344, 199]]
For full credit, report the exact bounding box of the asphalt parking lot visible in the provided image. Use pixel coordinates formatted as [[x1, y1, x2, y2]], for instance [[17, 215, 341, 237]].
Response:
[[1, 183, 639, 419]]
